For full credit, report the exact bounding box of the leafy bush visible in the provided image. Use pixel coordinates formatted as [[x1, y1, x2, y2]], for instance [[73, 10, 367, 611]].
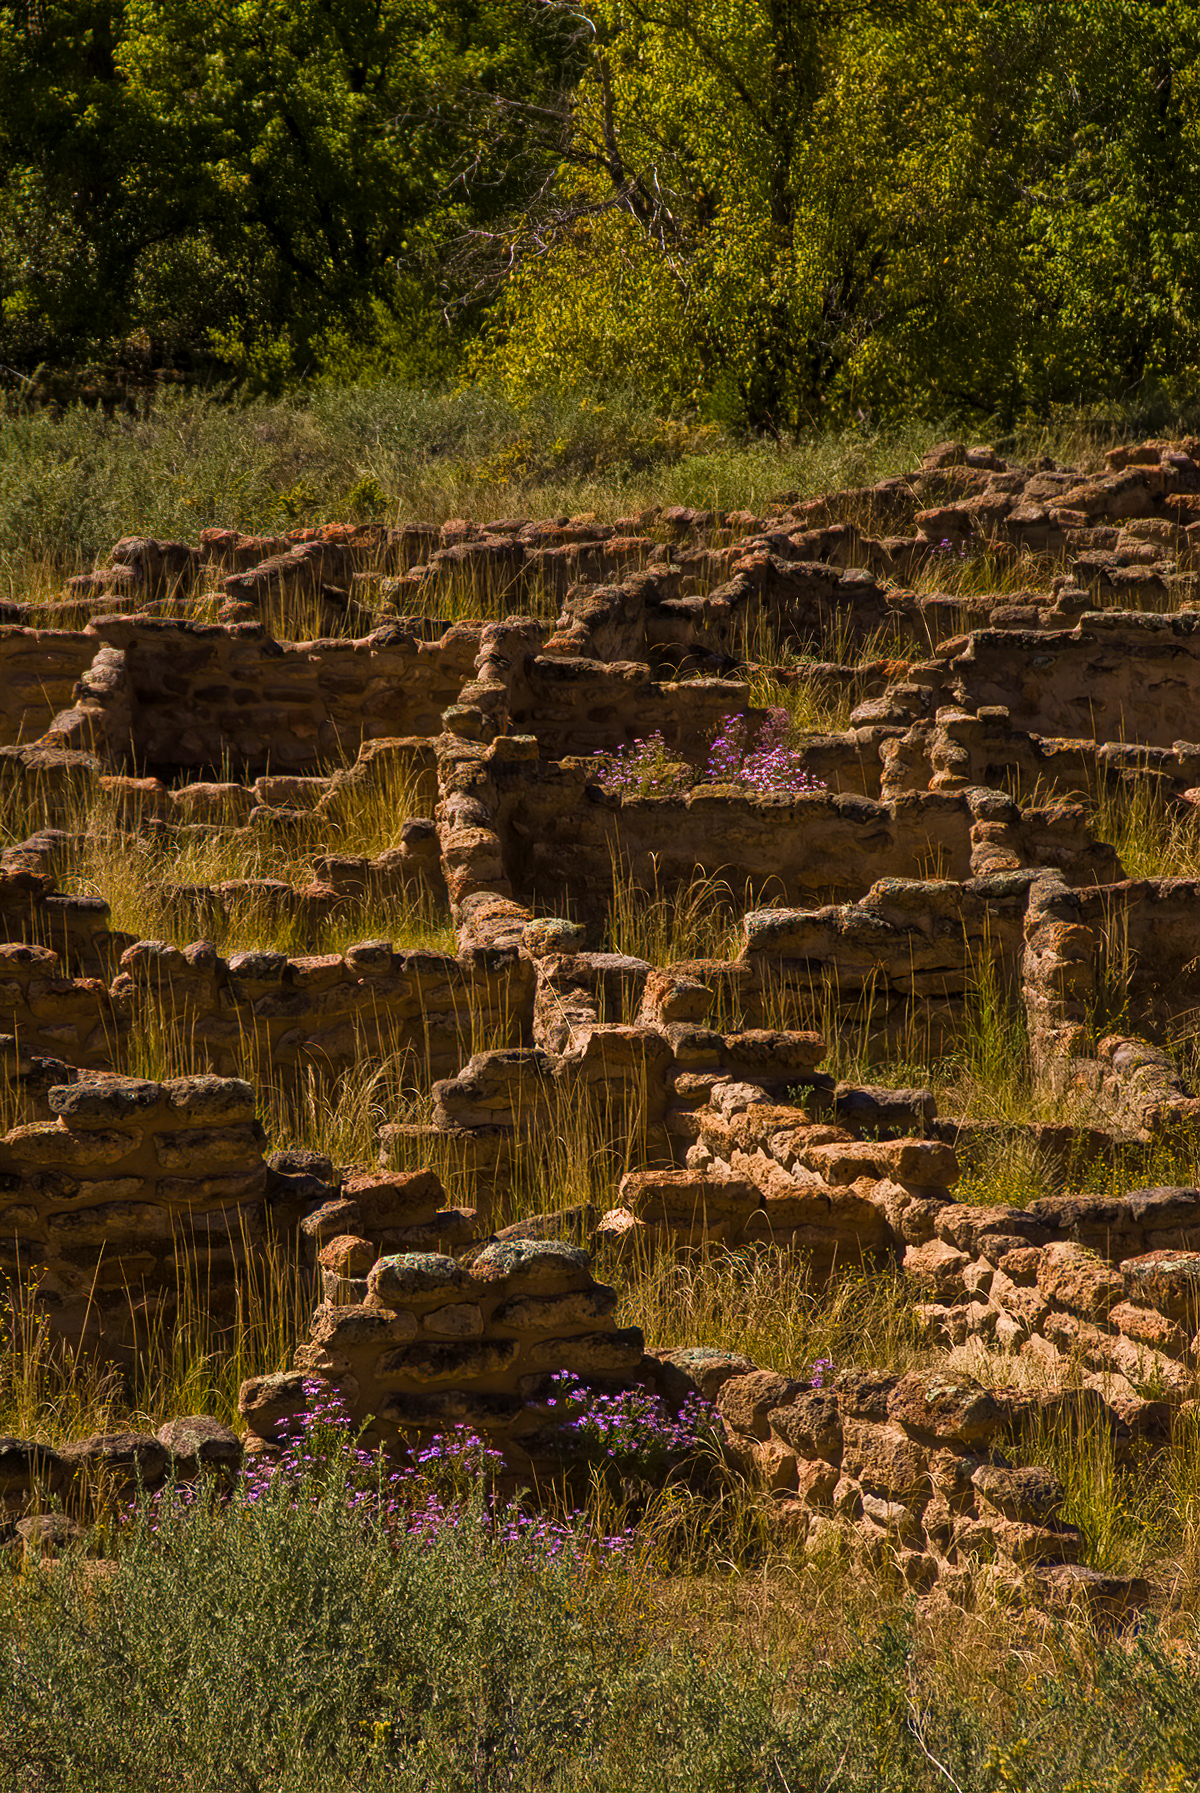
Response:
[[10, 1446, 1200, 1793]]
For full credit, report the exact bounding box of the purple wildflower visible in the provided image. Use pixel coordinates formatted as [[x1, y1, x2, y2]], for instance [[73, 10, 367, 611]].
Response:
[[592, 709, 826, 798], [706, 709, 825, 794]]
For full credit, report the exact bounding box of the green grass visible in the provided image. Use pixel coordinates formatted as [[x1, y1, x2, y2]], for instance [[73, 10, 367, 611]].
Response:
[[616, 1247, 927, 1379], [10, 1436, 1200, 1791], [2, 749, 456, 959], [1091, 780, 1200, 882], [0, 385, 945, 587]]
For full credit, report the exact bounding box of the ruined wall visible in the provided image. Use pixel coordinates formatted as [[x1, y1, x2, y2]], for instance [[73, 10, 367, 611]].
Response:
[[113, 936, 532, 1082], [496, 775, 1117, 928], [931, 613, 1200, 749], [0, 627, 96, 747], [0, 1072, 276, 1347], [44, 617, 480, 776], [0, 934, 532, 1085], [910, 1196, 1200, 1421], [1022, 875, 1200, 1058], [736, 875, 1033, 1058], [665, 1352, 1128, 1603], [241, 1238, 643, 1475]]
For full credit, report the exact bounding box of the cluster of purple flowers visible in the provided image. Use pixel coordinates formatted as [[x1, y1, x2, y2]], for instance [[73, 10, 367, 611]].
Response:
[[807, 1358, 833, 1389], [135, 1379, 634, 1565], [544, 1372, 717, 1478], [705, 709, 825, 794], [591, 710, 825, 798], [589, 729, 692, 796]]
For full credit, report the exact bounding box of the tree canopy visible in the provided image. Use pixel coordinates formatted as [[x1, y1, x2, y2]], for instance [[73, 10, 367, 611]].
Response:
[[2, 0, 1199, 419]]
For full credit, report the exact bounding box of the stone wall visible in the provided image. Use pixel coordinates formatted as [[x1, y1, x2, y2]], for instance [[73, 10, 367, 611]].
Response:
[[0, 932, 531, 1086], [241, 1237, 643, 1476], [657, 1350, 1141, 1607], [42, 616, 480, 776], [111, 935, 531, 1083], [909, 1195, 1200, 1420], [494, 774, 1119, 927], [0, 627, 96, 747], [0, 1071, 276, 1347], [929, 613, 1200, 749], [736, 875, 1032, 1057]]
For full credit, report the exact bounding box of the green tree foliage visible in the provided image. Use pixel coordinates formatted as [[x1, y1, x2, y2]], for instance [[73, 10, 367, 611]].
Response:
[[0, 0, 580, 383], [486, 0, 1200, 425], [3, 0, 1200, 417]]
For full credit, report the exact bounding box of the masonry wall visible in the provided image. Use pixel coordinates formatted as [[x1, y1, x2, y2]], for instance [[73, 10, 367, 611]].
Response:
[[933, 613, 1200, 748], [908, 1198, 1200, 1423], [241, 1237, 644, 1477], [0, 628, 97, 748], [0, 935, 533, 1084], [45, 618, 481, 776], [494, 773, 1118, 927], [0, 1072, 275, 1348], [654, 1352, 1102, 1597], [735, 875, 1034, 1058]]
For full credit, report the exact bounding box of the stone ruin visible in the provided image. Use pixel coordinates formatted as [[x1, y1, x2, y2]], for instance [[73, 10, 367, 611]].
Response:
[[8, 432, 1200, 1603]]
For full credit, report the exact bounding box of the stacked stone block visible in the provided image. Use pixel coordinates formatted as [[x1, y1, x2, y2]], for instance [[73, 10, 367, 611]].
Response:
[[241, 1238, 643, 1474], [648, 1348, 1146, 1608], [0, 1072, 276, 1346]]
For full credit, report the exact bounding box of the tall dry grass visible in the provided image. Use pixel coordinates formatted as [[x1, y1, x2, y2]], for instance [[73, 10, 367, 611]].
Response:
[[3, 747, 456, 957], [0, 1239, 314, 1447]]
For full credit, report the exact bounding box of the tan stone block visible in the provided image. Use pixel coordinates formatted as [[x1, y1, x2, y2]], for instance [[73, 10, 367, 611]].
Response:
[[888, 1371, 1002, 1446], [422, 1302, 484, 1339], [1108, 1299, 1189, 1358], [73, 1179, 145, 1203], [374, 1339, 518, 1383], [716, 1370, 803, 1439], [491, 1288, 618, 1332], [521, 1329, 645, 1374], [861, 1491, 921, 1543], [793, 1456, 839, 1509], [318, 1235, 376, 1278], [769, 1390, 842, 1462], [309, 1303, 418, 1348], [1, 1123, 138, 1167], [971, 1463, 1064, 1524], [0, 1204, 40, 1232], [158, 1170, 268, 1207], [1037, 1241, 1123, 1320], [797, 1142, 883, 1184], [871, 1139, 959, 1187], [954, 1513, 1081, 1567], [903, 1238, 970, 1297], [152, 1125, 262, 1174], [469, 1238, 593, 1293], [45, 1203, 171, 1245], [840, 1418, 928, 1499], [1122, 1249, 1200, 1324], [990, 1275, 1049, 1329], [162, 1076, 257, 1126]]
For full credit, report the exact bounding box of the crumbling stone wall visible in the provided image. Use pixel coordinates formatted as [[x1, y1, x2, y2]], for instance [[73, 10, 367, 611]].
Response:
[[0, 1071, 275, 1347], [925, 613, 1200, 748], [0, 933, 531, 1085], [43, 617, 480, 776], [660, 1351, 1138, 1605], [0, 627, 96, 747], [495, 775, 1117, 927], [241, 1238, 643, 1478], [909, 1193, 1200, 1424]]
